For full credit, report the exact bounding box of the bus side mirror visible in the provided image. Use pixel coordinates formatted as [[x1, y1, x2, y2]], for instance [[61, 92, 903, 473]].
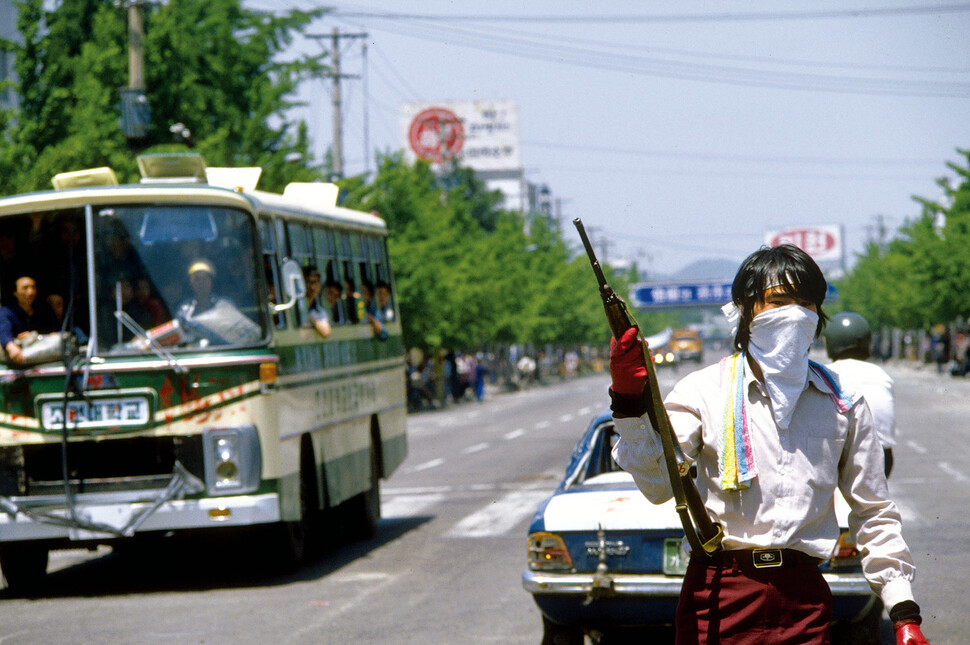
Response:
[[273, 259, 306, 313]]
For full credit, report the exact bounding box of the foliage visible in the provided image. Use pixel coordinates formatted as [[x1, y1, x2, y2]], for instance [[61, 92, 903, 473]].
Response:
[[0, 0, 326, 194], [340, 154, 614, 352], [0, 0, 655, 352], [834, 149, 970, 330]]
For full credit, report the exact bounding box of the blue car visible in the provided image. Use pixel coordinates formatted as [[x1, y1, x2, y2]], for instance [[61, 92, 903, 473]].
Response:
[[522, 410, 884, 644]]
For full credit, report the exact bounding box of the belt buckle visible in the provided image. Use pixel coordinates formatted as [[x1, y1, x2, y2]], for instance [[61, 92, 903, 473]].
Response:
[[752, 548, 783, 568]]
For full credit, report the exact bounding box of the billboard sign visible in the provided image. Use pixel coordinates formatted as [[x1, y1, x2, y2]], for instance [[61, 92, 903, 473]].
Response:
[[764, 225, 843, 263], [400, 99, 520, 172]]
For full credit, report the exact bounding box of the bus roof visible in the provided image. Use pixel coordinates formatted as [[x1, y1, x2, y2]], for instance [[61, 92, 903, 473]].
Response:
[[0, 179, 387, 234]]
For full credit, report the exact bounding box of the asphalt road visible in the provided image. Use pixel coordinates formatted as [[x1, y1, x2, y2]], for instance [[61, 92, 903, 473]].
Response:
[[0, 356, 966, 644]]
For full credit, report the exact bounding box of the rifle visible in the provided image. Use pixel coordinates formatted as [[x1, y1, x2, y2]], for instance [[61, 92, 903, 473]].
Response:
[[574, 218, 723, 557]]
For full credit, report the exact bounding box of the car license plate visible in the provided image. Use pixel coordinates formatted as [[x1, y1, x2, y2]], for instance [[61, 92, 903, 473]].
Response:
[[41, 396, 151, 430], [663, 538, 688, 575]]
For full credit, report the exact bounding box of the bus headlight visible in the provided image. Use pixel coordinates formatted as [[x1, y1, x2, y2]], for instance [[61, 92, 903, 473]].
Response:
[[203, 425, 261, 495]]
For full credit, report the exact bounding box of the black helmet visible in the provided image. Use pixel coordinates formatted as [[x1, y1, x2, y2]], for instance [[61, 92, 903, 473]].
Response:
[[824, 312, 872, 360]]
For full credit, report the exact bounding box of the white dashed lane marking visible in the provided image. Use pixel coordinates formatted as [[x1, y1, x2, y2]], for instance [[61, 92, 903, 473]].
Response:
[[443, 490, 551, 538], [410, 458, 445, 473], [939, 462, 968, 483], [381, 493, 447, 519], [905, 440, 928, 455]]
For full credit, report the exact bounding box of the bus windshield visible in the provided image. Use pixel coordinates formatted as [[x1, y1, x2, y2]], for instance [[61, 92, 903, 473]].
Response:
[[94, 204, 267, 353]]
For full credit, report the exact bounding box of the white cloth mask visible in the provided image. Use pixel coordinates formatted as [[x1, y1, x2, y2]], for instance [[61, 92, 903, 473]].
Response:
[[747, 304, 819, 429]]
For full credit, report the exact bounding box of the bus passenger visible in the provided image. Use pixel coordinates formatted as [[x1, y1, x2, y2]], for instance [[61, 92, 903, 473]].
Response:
[[376, 279, 394, 323], [46, 293, 65, 328], [178, 259, 231, 318], [0, 276, 56, 364], [135, 277, 167, 326], [361, 280, 388, 341], [323, 278, 344, 325], [304, 267, 332, 339], [343, 277, 360, 324]]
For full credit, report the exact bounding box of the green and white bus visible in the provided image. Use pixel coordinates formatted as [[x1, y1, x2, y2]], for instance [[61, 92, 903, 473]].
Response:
[[0, 154, 407, 588]]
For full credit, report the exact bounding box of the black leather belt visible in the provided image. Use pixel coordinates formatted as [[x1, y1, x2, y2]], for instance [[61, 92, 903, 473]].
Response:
[[696, 548, 823, 569]]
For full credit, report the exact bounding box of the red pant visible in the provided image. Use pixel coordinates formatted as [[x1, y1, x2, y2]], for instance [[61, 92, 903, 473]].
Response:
[[675, 555, 832, 645]]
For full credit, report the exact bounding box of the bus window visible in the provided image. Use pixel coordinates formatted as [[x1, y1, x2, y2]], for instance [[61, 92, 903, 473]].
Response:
[[260, 218, 285, 330], [341, 259, 361, 324], [286, 222, 312, 327], [0, 210, 90, 340]]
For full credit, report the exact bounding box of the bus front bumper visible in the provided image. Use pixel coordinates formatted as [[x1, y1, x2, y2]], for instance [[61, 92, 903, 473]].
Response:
[[0, 492, 281, 541]]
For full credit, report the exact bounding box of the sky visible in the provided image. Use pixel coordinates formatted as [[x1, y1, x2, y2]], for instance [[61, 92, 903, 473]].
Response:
[[248, 0, 970, 279]]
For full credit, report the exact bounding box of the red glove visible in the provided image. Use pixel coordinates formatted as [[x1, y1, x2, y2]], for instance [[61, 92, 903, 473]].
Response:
[[609, 327, 648, 396], [895, 623, 930, 645]]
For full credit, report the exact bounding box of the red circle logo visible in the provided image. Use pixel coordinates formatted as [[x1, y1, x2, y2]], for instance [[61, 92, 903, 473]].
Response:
[[408, 108, 464, 163]]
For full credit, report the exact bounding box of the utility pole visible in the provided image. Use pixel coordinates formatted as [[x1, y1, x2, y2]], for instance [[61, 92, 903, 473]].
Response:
[[128, 0, 145, 92], [120, 0, 150, 143], [330, 28, 343, 178], [309, 29, 367, 180]]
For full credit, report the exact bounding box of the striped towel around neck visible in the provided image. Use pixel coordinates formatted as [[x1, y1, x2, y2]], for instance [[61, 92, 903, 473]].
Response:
[[718, 354, 854, 491]]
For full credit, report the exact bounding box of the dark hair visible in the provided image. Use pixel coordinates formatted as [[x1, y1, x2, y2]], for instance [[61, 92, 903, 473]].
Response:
[[731, 244, 829, 352]]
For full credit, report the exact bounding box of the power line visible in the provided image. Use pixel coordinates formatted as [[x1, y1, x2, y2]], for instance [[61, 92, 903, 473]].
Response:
[[367, 42, 423, 100], [523, 140, 946, 166], [333, 4, 970, 23], [345, 19, 970, 98]]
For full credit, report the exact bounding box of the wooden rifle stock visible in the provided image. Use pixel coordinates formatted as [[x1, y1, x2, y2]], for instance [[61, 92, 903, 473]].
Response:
[[574, 218, 723, 557]]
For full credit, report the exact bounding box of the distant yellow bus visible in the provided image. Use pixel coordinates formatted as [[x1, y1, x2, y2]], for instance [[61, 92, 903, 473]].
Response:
[[0, 154, 406, 588]]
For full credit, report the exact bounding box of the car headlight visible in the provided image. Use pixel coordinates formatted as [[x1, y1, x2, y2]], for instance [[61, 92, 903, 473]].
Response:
[[528, 532, 574, 571], [203, 425, 261, 495]]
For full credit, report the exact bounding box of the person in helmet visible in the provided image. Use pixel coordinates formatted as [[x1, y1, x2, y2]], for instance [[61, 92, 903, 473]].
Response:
[[824, 312, 896, 478]]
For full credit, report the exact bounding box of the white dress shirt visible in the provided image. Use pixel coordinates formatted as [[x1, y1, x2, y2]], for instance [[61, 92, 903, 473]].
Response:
[[611, 358, 916, 609], [825, 358, 897, 448]]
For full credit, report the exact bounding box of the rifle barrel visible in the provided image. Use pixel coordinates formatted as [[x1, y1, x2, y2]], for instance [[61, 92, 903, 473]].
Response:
[[573, 218, 609, 288]]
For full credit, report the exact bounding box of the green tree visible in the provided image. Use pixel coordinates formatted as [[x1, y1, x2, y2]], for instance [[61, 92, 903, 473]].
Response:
[[341, 154, 611, 353], [0, 0, 326, 194], [836, 148, 970, 329]]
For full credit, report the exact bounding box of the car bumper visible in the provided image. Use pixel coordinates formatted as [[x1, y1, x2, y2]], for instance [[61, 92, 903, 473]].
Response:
[[523, 569, 877, 626], [523, 569, 683, 596]]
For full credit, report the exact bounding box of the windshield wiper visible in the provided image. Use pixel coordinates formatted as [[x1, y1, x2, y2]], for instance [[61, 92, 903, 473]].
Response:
[[113, 310, 187, 374]]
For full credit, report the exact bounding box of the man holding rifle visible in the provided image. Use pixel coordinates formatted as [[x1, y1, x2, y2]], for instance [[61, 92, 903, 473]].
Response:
[[608, 244, 929, 644]]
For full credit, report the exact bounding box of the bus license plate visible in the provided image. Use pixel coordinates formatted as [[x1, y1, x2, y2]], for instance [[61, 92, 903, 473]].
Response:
[[663, 538, 688, 576], [41, 396, 150, 430]]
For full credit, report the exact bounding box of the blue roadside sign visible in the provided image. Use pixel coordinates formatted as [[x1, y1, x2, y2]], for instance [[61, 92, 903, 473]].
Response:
[[633, 282, 733, 308], [633, 282, 839, 308]]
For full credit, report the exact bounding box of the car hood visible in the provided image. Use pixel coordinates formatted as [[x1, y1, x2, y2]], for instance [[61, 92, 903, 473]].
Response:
[[542, 471, 852, 532], [542, 472, 681, 532]]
